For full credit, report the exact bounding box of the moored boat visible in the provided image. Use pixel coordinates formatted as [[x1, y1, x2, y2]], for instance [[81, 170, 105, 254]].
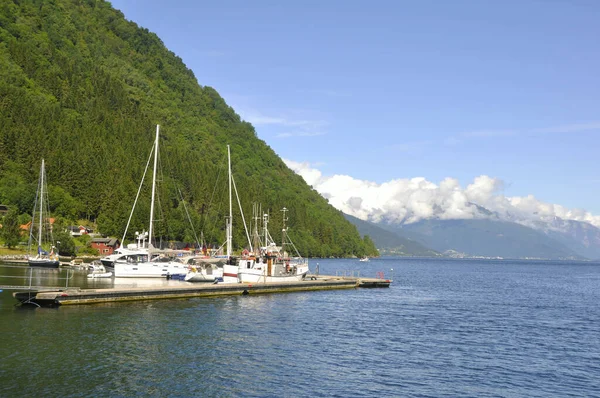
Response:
[[112, 125, 186, 278], [100, 231, 150, 269], [237, 207, 309, 283], [184, 256, 224, 282], [87, 261, 113, 278], [113, 253, 189, 278], [27, 159, 60, 268]]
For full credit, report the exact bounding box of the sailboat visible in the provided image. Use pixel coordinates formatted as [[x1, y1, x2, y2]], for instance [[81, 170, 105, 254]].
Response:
[[27, 159, 60, 268], [113, 125, 188, 278], [221, 145, 242, 283], [183, 145, 241, 283]]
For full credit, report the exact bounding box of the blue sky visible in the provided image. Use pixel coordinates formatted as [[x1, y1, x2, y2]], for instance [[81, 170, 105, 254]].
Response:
[[110, 0, 600, 218]]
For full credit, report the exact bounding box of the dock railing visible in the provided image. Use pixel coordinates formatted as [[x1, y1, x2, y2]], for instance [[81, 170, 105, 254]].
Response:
[[334, 269, 393, 280], [335, 269, 361, 278]]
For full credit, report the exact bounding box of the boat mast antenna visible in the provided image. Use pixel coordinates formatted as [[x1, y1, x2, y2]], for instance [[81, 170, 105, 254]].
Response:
[[281, 207, 288, 255], [263, 212, 269, 250]]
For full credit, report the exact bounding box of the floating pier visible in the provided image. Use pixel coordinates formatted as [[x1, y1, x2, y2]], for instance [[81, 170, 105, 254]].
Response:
[[12, 275, 391, 307]]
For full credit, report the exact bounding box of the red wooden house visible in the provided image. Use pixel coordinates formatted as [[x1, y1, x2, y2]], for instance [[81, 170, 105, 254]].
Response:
[[90, 238, 120, 255]]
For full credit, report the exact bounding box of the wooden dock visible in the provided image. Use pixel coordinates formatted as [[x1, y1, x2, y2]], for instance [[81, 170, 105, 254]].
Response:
[[12, 275, 391, 307]]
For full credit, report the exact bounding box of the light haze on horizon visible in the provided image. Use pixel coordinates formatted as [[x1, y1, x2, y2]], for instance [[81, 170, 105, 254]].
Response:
[[109, 0, 600, 221]]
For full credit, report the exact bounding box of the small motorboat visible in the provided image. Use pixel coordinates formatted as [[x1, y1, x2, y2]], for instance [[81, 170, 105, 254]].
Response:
[[359, 256, 369, 262], [87, 261, 113, 278]]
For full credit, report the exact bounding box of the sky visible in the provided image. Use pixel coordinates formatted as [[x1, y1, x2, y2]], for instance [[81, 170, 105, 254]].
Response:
[[109, 0, 600, 226]]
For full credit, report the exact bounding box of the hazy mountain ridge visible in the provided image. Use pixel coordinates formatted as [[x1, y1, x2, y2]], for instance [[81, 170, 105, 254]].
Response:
[[343, 213, 440, 257], [394, 219, 585, 260], [346, 201, 599, 260], [469, 203, 600, 259]]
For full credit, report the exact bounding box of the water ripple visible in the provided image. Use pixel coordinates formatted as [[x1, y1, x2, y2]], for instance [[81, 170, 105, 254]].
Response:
[[1, 258, 600, 397]]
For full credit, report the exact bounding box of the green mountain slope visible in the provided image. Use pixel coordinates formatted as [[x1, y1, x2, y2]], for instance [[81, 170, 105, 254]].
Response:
[[343, 213, 440, 256], [0, 0, 377, 257]]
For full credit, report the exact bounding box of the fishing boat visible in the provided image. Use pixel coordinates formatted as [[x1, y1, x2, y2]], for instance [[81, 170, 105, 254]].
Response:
[[359, 256, 369, 262], [237, 207, 309, 283], [27, 159, 60, 268], [214, 145, 266, 283]]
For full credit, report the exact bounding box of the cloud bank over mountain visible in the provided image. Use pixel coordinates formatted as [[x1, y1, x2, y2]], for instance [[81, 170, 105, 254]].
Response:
[[284, 159, 600, 228]]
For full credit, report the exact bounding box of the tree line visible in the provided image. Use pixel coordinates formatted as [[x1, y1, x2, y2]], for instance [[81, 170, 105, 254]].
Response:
[[0, 0, 379, 258]]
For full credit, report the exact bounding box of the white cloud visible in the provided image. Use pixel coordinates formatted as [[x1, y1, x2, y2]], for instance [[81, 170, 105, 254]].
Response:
[[283, 160, 600, 228]]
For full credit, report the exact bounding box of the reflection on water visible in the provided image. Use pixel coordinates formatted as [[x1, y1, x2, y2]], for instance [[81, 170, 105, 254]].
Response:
[[0, 263, 73, 288], [0, 262, 196, 290]]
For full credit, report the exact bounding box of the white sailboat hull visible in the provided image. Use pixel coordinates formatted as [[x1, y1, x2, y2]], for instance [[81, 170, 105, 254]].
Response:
[[114, 260, 188, 278]]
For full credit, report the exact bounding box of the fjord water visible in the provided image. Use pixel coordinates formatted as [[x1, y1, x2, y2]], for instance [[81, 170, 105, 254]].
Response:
[[1, 258, 599, 397]]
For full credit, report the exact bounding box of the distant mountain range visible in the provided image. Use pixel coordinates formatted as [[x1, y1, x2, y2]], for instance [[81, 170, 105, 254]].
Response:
[[343, 214, 440, 257], [345, 203, 600, 260]]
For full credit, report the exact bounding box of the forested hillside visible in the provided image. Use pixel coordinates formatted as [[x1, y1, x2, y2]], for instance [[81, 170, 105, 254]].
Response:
[[0, 0, 378, 257]]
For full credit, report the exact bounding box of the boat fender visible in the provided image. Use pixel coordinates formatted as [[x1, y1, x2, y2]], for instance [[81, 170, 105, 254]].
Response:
[[242, 289, 249, 296]]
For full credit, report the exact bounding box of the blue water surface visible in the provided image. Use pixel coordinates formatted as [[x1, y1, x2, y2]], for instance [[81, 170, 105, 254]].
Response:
[[1, 257, 599, 397]]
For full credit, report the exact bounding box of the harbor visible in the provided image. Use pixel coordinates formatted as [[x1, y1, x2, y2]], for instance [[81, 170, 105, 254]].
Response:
[[11, 274, 391, 307]]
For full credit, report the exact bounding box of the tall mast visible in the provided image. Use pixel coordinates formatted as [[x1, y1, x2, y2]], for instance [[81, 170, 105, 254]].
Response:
[[148, 125, 159, 249], [263, 212, 269, 249], [252, 203, 261, 255], [227, 145, 232, 257], [281, 207, 288, 254], [38, 159, 45, 248]]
